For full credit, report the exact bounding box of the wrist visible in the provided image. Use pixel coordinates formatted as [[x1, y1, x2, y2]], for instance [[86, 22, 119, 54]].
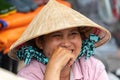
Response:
[[44, 65, 61, 80]]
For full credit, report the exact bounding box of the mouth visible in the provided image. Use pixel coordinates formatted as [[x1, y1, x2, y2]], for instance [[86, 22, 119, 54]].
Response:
[[71, 49, 74, 54]]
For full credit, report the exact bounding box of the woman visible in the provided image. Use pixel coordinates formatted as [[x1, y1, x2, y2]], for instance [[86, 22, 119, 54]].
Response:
[[8, 0, 111, 80]]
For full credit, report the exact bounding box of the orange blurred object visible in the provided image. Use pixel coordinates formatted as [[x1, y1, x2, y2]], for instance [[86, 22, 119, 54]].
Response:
[[0, 5, 44, 30], [57, 0, 71, 7], [0, 26, 27, 54]]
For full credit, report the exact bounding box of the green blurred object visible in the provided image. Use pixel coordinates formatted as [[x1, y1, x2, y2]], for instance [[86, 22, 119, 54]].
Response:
[[0, 5, 9, 17], [0, 0, 16, 18]]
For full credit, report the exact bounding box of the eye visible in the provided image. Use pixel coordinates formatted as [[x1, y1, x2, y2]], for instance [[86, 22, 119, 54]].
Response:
[[70, 31, 80, 35], [51, 33, 62, 38], [69, 31, 80, 39]]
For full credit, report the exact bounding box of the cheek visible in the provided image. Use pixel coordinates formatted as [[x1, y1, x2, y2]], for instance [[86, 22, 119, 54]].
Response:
[[74, 37, 82, 55], [42, 40, 60, 58]]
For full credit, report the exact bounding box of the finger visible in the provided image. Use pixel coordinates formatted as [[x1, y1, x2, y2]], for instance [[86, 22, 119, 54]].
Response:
[[67, 58, 75, 67]]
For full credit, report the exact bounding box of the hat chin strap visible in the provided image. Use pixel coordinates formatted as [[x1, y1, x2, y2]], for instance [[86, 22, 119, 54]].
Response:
[[77, 33, 100, 60], [16, 45, 48, 65]]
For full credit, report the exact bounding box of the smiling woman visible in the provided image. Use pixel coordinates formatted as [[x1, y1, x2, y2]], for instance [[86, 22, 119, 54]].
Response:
[[8, 0, 111, 80]]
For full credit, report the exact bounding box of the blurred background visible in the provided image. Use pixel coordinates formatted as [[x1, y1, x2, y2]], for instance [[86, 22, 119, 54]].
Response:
[[0, 0, 120, 80]]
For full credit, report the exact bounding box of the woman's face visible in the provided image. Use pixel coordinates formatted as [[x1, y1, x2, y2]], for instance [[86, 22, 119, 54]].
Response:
[[35, 27, 82, 59]]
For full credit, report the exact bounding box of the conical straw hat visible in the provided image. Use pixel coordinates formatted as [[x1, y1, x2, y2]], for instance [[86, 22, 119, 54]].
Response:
[[8, 0, 111, 60]]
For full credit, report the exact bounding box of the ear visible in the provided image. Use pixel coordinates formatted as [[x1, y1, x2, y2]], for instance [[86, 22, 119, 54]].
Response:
[[35, 38, 43, 49]]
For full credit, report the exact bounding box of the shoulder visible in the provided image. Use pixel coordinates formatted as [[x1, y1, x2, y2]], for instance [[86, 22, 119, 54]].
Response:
[[78, 56, 106, 74], [73, 56, 108, 80], [18, 60, 45, 72], [81, 56, 105, 68], [86, 56, 105, 68], [17, 60, 45, 80]]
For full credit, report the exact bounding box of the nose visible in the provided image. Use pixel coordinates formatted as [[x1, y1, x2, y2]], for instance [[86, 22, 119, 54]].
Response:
[[60, 38, 72, 48]]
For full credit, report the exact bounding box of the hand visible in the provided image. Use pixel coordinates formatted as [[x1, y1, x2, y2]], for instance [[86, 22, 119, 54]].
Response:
[[44, 47, 75, 80], [47, 47, 75, 71]]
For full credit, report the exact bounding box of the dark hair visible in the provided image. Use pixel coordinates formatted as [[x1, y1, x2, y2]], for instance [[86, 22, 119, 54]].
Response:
[[26, 38, 43, 53]]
